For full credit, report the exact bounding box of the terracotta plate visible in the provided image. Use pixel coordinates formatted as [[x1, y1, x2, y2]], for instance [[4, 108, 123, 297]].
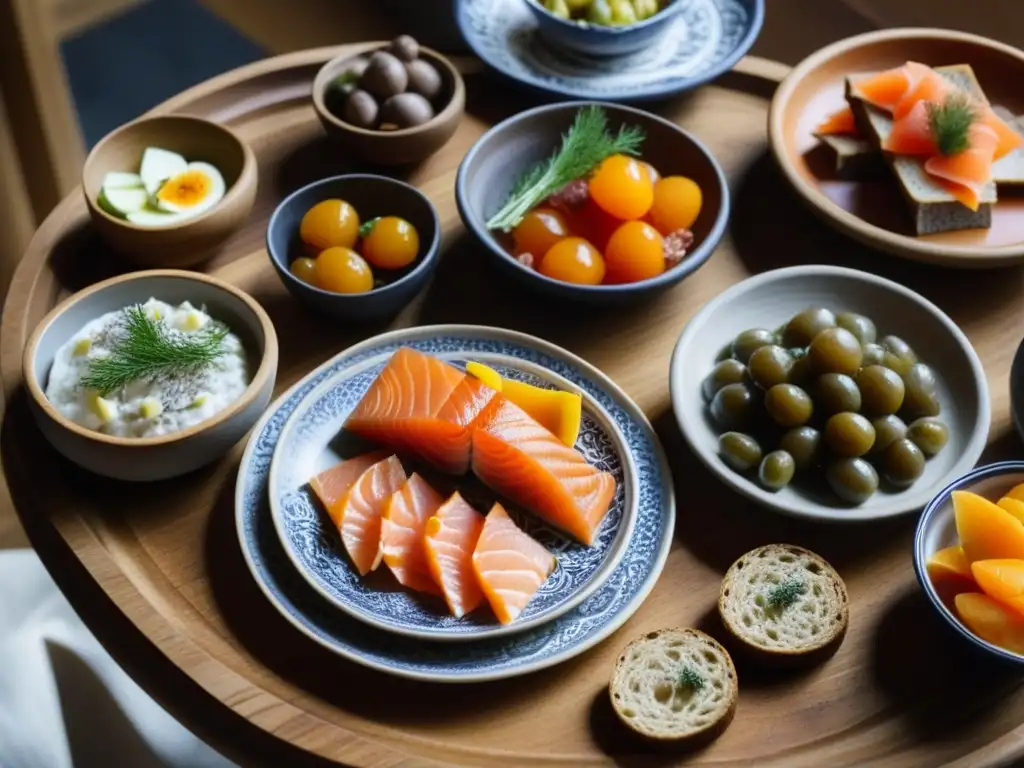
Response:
[[769, 28, 1024, 268]]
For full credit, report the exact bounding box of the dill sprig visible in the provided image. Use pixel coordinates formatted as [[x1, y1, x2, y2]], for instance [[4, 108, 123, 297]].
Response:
[[678, 666, 704, 691], [766, 578, 807, 610], [80, 305, 228, 396], [928, 93, 976, 157], [485, 106, 645, 232]]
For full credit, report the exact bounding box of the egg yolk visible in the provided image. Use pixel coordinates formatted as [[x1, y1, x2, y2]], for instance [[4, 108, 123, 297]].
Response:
[[604, 221, 665, 284], [588, 154, 654, 220], [512, 208, 573, 259], [648, 176, 703, 234], [539, 237, 605, 285], [300, 199, 360, 253], [362, 216, 420, 269], [314, 247, 374, 294], [290, 257, 318, 285], [158, 170, 213, 209]]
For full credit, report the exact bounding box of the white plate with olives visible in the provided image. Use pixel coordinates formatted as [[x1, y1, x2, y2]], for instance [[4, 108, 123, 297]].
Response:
[[669, 265, 991, 522]]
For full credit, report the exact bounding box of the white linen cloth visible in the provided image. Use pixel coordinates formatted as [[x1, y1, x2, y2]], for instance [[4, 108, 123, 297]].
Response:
[[0, 549, 234, 768]]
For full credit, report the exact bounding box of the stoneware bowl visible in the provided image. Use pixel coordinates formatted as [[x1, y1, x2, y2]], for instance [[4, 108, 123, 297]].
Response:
[[1012, 337, 1024, 446], [524, 0, 685, 58], [82, 115, 258, 268], [312, 43, 465, 166], [914, 462, 1024, 666], [23, 270, 278, 482], [266, 175, 440, 321], [769, 28, 1024, 268], [456, 101, 729, 305], [670, 264, 991, 523]]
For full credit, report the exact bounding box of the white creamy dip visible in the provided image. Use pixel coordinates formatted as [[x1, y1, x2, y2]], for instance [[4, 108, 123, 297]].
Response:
[[45, 298, 250, 438]]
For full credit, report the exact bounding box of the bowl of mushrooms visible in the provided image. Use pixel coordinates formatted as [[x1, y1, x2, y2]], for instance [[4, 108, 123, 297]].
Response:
[[312, 35, 466, 166]]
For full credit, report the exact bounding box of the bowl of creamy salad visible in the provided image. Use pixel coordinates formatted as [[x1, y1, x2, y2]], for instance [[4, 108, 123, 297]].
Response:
[[23, 270, 278, 481]]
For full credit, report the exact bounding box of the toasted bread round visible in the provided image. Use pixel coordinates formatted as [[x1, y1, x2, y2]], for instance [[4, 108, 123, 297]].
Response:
[[609, 628, 737, 747], [718, 544, 848, 665]]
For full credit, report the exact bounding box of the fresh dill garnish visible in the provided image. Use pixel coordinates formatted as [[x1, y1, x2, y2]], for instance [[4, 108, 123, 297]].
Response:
[[80, 305, 228, 396], [678, 666, 704, 691], [485, 105, 645, 232], [927, 93, 976, 157], [766, 578, 807, 610]]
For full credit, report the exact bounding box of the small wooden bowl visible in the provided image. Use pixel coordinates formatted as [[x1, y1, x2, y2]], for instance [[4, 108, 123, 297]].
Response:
[[82, 115, 258, 268], [312, 44, 465, 166]]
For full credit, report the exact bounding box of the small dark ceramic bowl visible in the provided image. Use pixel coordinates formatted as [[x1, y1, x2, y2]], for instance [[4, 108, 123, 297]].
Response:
[[266, 175, 440, 321], [526, 0, 685, 58], [914, 462, 1024, 666], [456, 101, 728, 305], [1012, 336, 1024, 445]]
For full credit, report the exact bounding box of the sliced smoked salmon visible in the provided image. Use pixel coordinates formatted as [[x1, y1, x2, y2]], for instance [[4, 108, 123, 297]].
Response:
[[309, 450, 389, 528], [418, 374, 499, 474], [883, 99, 939, 156], [982, 106, 1024, 160], [337, 455, 407, 576], [471, 396, 616, 546], [380, 473, 445, 595], [925, 123, 999, 211], [850, 65, 913, 111], [893, 63, 951, 120], [424, 492, 486, 618], [816, 106, 858, 136], [472, 503, 556, 625]]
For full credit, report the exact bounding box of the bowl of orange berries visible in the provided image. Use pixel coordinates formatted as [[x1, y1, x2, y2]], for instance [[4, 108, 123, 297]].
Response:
[[267, 174, 440, 320], [456, 102, 729, 304]]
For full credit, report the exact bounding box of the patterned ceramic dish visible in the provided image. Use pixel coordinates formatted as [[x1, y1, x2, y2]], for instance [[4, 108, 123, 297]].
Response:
[[455, 0, 764, 102], [236, 325, 674, 681], [268, 338, 639, 641]]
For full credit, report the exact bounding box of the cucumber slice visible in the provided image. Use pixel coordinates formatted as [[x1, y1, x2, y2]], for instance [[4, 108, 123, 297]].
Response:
[[102, 171, 144, 189], [126, 209, 186, 228], [98, 187, 149, 218], [139, 147, 187, 195]]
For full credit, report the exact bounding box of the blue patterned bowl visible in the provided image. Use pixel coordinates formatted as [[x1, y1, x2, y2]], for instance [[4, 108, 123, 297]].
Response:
[[525, 0, 685, 58], [268, 338, 639, 641]]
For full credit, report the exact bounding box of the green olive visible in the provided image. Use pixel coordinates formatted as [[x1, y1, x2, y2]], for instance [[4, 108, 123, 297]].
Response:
[[870, 414, 907, 454], [880, 438, 926, 488], [631, 0, 660, 19], [782, 307, 837, 347], [779, 426, 823, 471], [719, 432, 762, 472], [836, 312, 877, 345], [907, 417, 949, 457], [747, 345, 793, 390], [608, 0, 638, 24], [787, 353, 812, 387], [862, 342, 885, 366], [731, 328, 776, 364], [544, 0, 571, 17], [702, 359, 747, 402], [902, 363, 941, 419], [586, 0, 614, 24], [826, 458, 879, 505], [824, 412, 876, 457], [710, 382, 759, 430], [764, 383, 814, 428], [856, 365, 906, 415], [880, 335, 917, 377], [808, 327, 864, 376], [813, 373, 862, 415], [759, 450, 796, 491]]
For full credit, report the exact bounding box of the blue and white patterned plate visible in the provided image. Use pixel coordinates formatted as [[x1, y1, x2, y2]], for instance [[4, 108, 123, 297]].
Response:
[[236, 325, 674, 682], [455, 0, 764, 102], [268, 348, 639, 641]]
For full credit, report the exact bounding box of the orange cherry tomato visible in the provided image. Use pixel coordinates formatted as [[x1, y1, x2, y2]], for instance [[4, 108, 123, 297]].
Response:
[[604, 221, 665, 284], [289, 257, 318, 285], [300, 199, 360, 253], [640, 162, 661, 185], [361, 216, 420, 269], [648, 176, 703, 234], [512, 208, 573, 258], [314, 247, 374, 294], [588, 154, 654, 220], [539, 237, 606, 285]]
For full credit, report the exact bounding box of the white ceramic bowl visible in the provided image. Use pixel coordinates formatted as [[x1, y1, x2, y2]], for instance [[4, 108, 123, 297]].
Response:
[[23, 270, 278, 481], [670, 265, 991, 523]]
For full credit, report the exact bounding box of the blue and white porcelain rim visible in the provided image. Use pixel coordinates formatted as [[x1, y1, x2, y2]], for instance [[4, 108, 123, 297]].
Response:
[[454, 0, 765, 102], [266, 343, 641, 641], [234, 324, 676, 682], [669, 264, 992, 523], [913, 461, 1024, 664]]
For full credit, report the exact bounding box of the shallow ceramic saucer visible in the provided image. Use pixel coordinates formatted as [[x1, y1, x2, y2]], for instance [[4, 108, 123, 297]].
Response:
[[236, 325, 675, 682], [455, 0, 764, 102], [769, 28, 1024, 268], [670, 265, 991, 523], [268, 334, 639, 641]]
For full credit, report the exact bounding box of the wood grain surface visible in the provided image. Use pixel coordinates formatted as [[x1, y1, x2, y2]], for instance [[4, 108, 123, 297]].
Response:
[[2, 39, 1023, 766]]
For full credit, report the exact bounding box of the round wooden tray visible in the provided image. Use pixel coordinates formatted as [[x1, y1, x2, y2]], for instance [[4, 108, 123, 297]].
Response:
[[3, 44, 1024, 767]]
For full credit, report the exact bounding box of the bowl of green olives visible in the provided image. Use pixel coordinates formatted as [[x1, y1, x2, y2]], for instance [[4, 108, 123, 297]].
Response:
[[527, 0, 685, 57], [670, 265, 991, 523]]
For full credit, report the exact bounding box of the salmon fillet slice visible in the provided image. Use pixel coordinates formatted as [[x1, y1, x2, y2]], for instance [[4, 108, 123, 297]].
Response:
[[424, 492, 486, 618], [471, 396, 616, 546], [416, 374, 499, 474], [309, 450, 390, 528], [380, 473, 445, 595], [472, 503, 556, 625], [337, 455, 407, 576]]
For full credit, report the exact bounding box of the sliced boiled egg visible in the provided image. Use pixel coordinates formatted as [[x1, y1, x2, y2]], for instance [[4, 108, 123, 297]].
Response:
[[154, 162, 226, 217]]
